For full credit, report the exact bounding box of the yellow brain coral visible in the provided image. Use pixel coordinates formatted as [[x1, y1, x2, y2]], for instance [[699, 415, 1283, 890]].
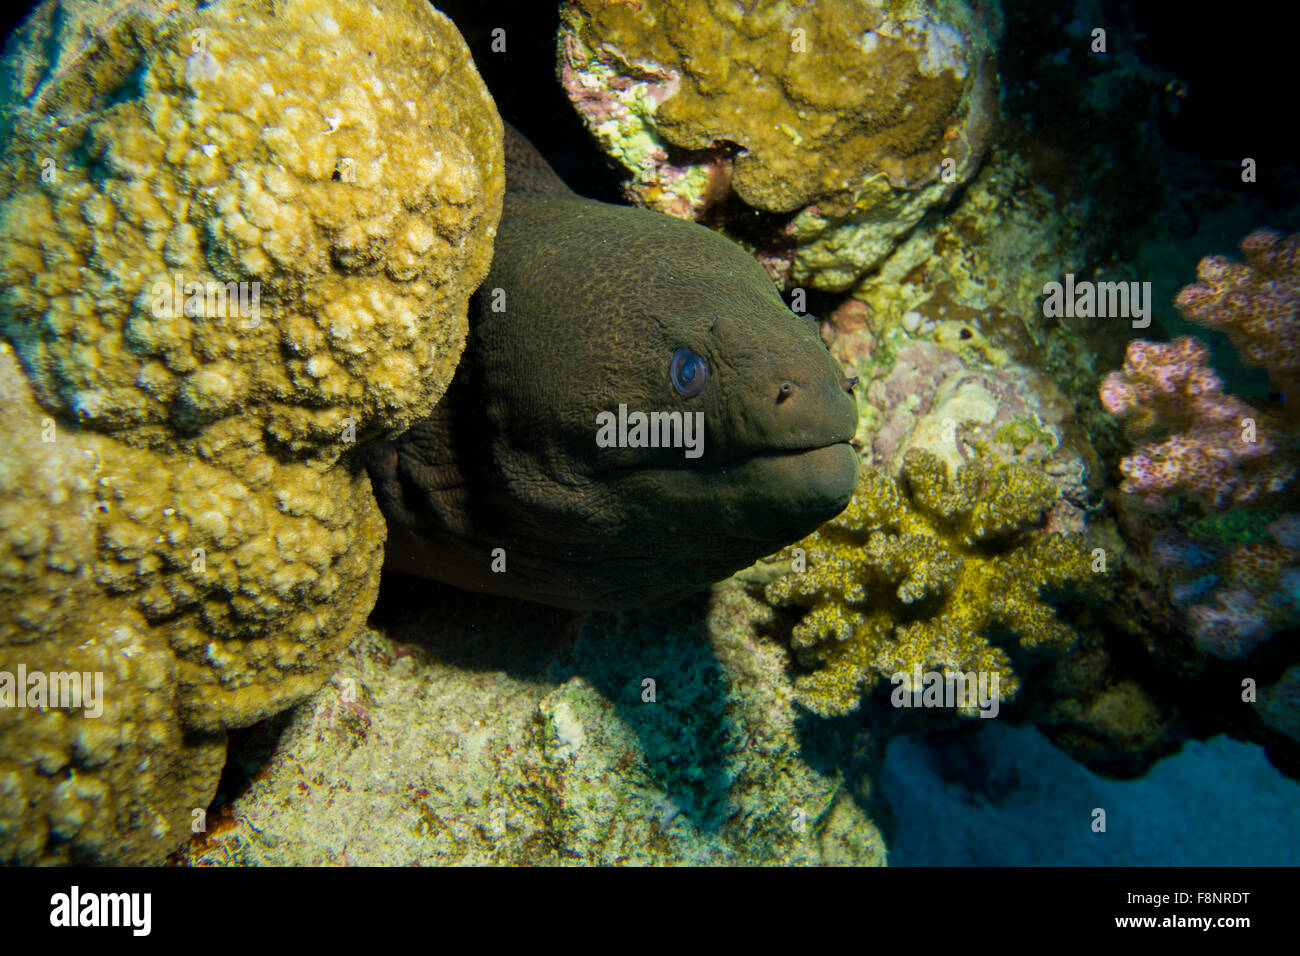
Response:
[[559, 0, 998, 288], [0, 0, 501, 460], [765, 449, 1105, 717], [0, 0, 502, 864], [0, 342, 232, 864]]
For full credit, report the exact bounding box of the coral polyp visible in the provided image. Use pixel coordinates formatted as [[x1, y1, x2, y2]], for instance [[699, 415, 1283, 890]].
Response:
[[765, 449, 1106, 717]]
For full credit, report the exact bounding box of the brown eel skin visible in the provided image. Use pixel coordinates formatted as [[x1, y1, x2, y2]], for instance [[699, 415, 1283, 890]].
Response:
[[364, 123, 859, 610]]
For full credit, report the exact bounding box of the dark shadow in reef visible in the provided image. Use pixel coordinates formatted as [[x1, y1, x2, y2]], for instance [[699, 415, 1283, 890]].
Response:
[[436, 0, 625, 205], [167, 717, 292, 864], [370, 571, 735, 833], [567, 599, 734, 834], [370, 570, 585, 681]]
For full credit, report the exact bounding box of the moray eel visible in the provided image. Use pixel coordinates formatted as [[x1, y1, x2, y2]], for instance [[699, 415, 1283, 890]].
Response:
[[364, 124, 859, 610]]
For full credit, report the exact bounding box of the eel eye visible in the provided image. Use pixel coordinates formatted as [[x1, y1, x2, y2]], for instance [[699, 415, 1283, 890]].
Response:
[[669, 348, 709, 398]]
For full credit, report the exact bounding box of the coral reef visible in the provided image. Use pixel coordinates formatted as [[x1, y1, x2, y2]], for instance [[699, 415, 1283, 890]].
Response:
[[1150, 513, 1300, 658], [821, 146, 1108, 517], [0, 343, 232, 863], [1174, 229, 1300, 404], [558, 0, 998, 289], [857, 340, 1093, 534], [1100, 338, 1293, 510], [1, 0, 502, 459], [1101, 230, 1300, 662], [0, 0, 503, 864], [810, 145, 1106, 531], [764, 449, 1105, 717], [176, 583, 887, 866]]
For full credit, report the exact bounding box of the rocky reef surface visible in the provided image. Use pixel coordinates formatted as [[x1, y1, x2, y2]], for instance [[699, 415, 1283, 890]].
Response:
[[177, 581, 886, 866], [559, 0, 999, 291], [4, 0, 1300, 868], [0, 0, 502, 864]]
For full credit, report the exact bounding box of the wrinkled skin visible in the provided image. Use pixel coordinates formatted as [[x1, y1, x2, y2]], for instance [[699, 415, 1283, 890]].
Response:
[[365, 125, 858, 609]]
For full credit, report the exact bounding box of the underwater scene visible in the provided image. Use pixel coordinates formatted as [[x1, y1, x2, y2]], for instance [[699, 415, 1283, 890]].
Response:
[[0, 0, 1297, 887]]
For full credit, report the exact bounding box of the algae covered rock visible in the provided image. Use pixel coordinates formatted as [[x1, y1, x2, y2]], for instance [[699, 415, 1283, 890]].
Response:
[[0, 0, 503, 864], [177, 583, 887, 866], [559, 0, 999, 289]]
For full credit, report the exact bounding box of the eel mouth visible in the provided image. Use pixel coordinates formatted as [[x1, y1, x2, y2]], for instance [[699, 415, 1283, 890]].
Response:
[[593, 437, 857, 476], [713, 438, 856, 473], [603, 439, 860, 543]]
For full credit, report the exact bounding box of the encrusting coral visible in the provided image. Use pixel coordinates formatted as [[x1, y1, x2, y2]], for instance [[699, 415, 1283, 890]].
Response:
[[558, 0, 998, 289], [0, 0, 503, 863], [764, 449, 1105, 717]]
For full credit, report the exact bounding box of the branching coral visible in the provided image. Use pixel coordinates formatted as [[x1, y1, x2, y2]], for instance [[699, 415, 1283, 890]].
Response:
[[764, 449, 1105, 717], [1101, 230, 1300, 509], [1100, 337, 1293, 509], [1100, 230, 1300, 660], [1174, 229, 1300, 403]]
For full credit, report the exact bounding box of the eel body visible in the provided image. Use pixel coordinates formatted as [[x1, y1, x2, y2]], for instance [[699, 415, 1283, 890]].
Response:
[[364, 124, 859, 610]]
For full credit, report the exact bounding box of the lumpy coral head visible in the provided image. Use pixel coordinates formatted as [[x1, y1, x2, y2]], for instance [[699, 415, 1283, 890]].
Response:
[[0, 0, 503, 464], [558, 0, 998, 289], [0, 342, 230, 864], [0, 0, 502, 863]]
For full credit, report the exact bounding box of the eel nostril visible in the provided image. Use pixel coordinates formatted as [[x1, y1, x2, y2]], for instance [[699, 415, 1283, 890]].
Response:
[[843, 376, 859, 393], [777, 380, 796, 402]]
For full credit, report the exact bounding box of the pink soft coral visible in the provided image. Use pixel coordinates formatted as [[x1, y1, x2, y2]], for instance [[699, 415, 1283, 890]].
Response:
[[1100, 337, 1292, 509], [1173, 229, 1300, 403]]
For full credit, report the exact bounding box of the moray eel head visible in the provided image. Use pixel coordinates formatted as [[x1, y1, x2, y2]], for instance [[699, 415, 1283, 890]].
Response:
[[367, 136, 859, 610], [574, 211, 860, 546]]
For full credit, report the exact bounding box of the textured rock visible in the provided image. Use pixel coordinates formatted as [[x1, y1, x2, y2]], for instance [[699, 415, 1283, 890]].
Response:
[[0, 0, 503, 864], [559, 0, 999, 289], [177, 582, 887, 866]]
